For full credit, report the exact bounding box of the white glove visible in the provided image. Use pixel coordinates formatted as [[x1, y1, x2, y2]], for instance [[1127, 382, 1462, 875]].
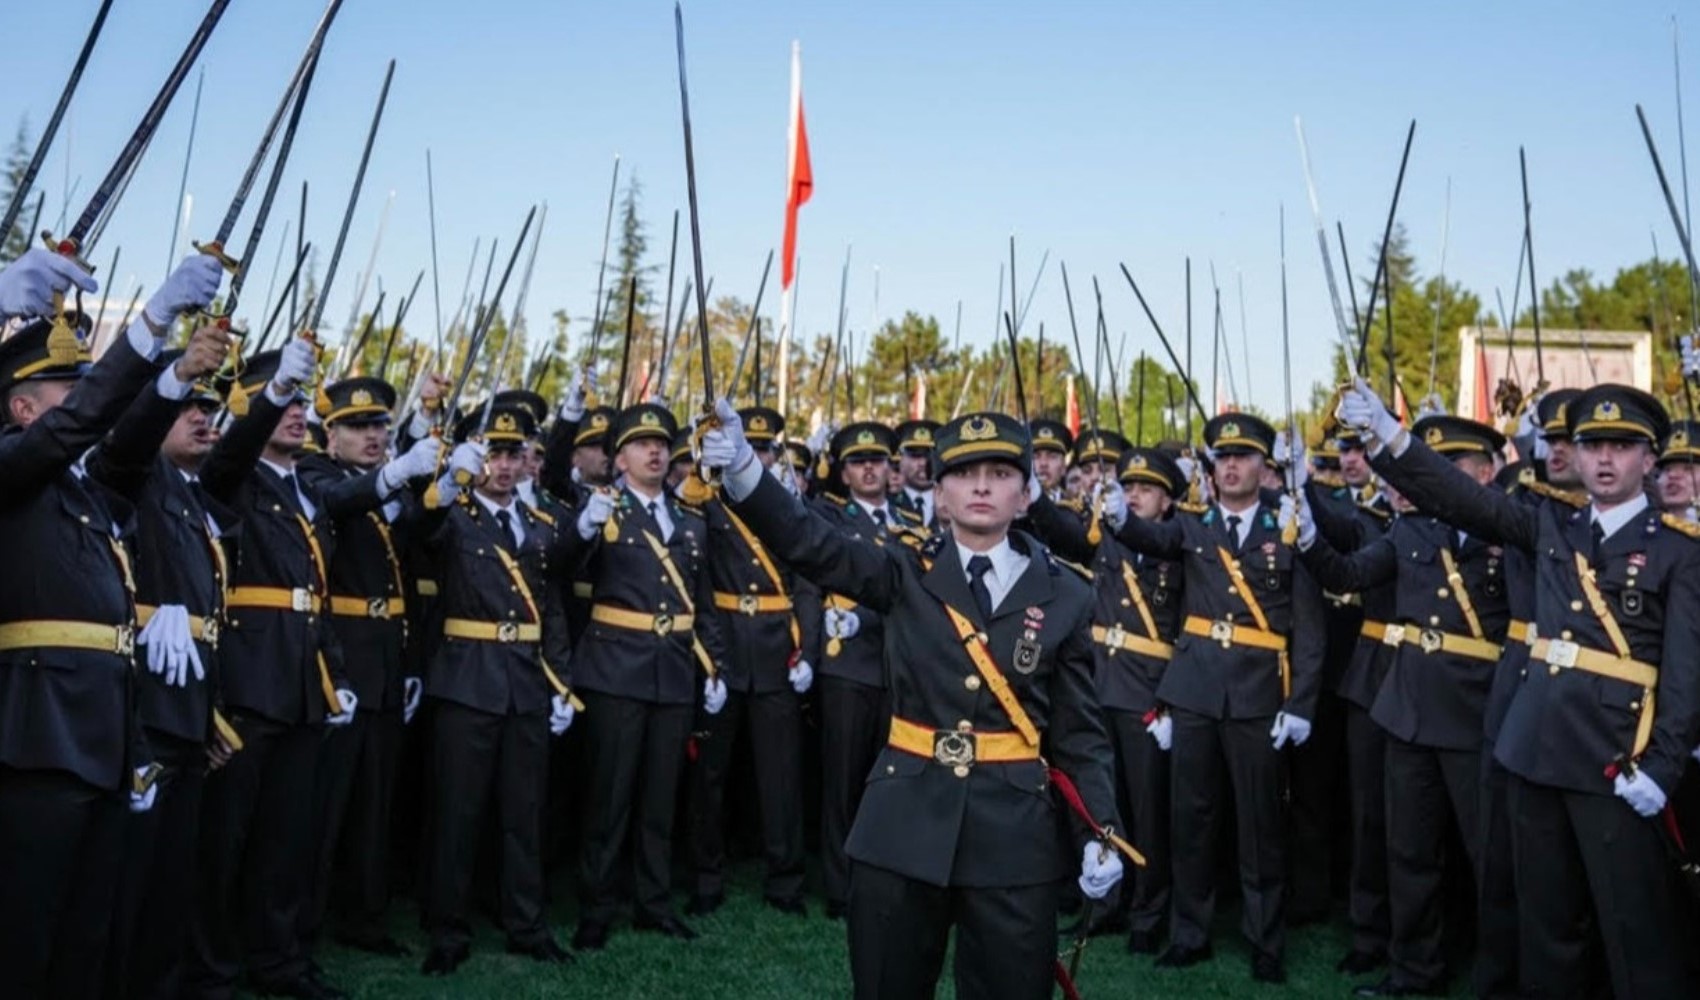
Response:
[[1285, 435, 1310, 490], [138, 605, 205, 688], [789, 659, 814, 694], [448, 440, 486, 481], [560, 368, 593, 422], [1280, 493, 1317, 550], [1077, 843, 1124, 900], [1416, 393, 1445, 419], [145, 253, 225, 328], [128, 768, 158, 814], [698, 398, 752, 470], [0, 247, 99, 318], [1337, 378, 1400, 444], [1270, 711, 1312, 749], [1516, 398, 1543, 440], [549, 693, 576, 736], [1145, 712, 1172, 751], [1100, 481, 1128, 530], [576, 489, 617, 540], [704, 677, 728, 715], [824, 607, 860, 640], [770, 457, 801, 497], [326, 688, 358, 727], [806, 423, 833, 454], [403, 676, 422, 725], [1613, 770, 1668, 818], [1683, 334, 1700, 380], [379, 437, 440, 493], [272, 336, 318, 392], [1026, 475, 1042, 505]]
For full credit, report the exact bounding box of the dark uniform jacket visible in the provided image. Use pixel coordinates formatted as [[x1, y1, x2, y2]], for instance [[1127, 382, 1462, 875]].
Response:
[[1376, 439, 1700, 795], [0, 338, 163, 789], [1114, 498, 1327, 722], [201, 394, 347, 726], [558, 486, 727, 706], [732, 474, 1119, 889], [703, 491, 822, 693], [1302, 513, 1512, 751], [1306, 482, 1396, 710], [809, 495, 909, 690]]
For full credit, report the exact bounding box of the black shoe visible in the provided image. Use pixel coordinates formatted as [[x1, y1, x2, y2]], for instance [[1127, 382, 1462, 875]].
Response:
[[336, 931, 412, 957], [1353, 977, 1445, 997], [421, 943, 470, 976], [1251, 951, 1286, 984], [571, 921, 609, 952], [506, 938, 575, 964], [253, 973, 348, 999], [684, 891, 725, 917], [1336, 949, 1387, 975], [1154, 943, 1213, 968], [824, 900, 847, 920], [1126, 929, 1160, 955], [633, 913, 699, 941], [765, 895, 807, 916]]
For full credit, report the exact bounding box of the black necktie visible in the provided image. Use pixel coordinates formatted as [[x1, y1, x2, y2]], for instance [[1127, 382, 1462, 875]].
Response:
[[1226, 514, 1242, 549], [496, 509, 518, 551], [873, 508, 887, 527], [967, 554, 995, 620], [279, 473, 304, 515], [648, 501, 667, 541], [1590, 520, 1606, 564]]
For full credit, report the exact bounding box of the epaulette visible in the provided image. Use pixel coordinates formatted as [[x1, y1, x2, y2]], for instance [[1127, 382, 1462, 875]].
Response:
[[675, 502, 704, 517], [1176, 500, 1209, 516], [1312, 471, 1345, 489], [1523, 478, 1587, 509], [1661, 512, 1700, 539], [920, 532, 948, 561], [1049, 553, 1094, 582], [530, 507, 557, 528], [1360, 503, 1393, 522], [1057, 497, 1087, 514]]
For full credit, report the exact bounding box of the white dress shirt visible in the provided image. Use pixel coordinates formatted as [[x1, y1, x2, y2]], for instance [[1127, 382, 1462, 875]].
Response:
[[955, 537, 1029, 613], [1590, 492, 1649, 543], [475, 490, 526, 546], [1216, 499, 1259, 548], [259, 458, 316, 519], [628, 483, 674, 542]]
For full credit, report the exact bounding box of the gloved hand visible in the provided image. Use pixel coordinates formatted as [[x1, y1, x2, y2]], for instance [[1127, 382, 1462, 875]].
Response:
[[379, 437, 441, 494], [128, 767, 159, 814], [770, 457, 801, 498], [1145, 712, 1172, 751], [576, 489, 617, 541], [1613, 770, 1668, 818], [806, 422, 833, 455], [1100, 481, 1128, 530], [1683, 334, 1700, 380], [403, 676, 423, 725], [698, 398, 752, 471], [1337, 378, 1401, 445], [272, 336, 318, 394], [1270, 711, 1312, 749], [326, 688, 358, 727], [549, 693, 576, 736], [1077, 843, 1125, 900], [1274, 432, 1309, 490], [1026, 475, 1042, 505], [145, 253, 225, 329], [560, 368, 594, 422], [1280, 493, 1317, 550], [1516, 398, 1544, 440], [138, 605, 206, 688], [0, 247, 98, 318], [448, 440, 485, 482], [824, 607, 860, 641], [790, 660, 814, 694], [704, 677, 728, 715]]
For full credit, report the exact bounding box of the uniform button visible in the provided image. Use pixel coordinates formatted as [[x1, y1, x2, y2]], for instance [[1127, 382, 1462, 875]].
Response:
[[957, 720, 973, 733], [80, 515, 90, 524], [1570, 600, 1583, 611], [965, 676, 982, 691], [1437, 587, 1450, 598], [953, 765, 970, 778], [1630, 700, 1642, 710], [1428, 616, 1440, 626], [1120, 598, 1131, 607], [885, 765, 896, 775], [1561, 629, 1573, 641], [510, 585, 519, 592], [751, 558, 761, 567], [1549, 665, 1560, 676], [659, 601, 669, 611], [748, 583, 759, 593]]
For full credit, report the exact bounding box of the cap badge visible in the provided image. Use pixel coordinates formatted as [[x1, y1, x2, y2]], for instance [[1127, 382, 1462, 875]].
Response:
[[640, 410, 661, 427], [1220, 421, 1241, 439], [749, 415, 770, 432], [494, 413, 518, 433], [1594, 401, 1621, 422], [1425, 426, 1445, 446], [961, 416, 997, 442], [350, 388, 374, 407]]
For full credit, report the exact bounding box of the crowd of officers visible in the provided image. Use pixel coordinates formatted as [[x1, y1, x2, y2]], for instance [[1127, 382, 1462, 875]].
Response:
[[0, 244, 1698, 999]]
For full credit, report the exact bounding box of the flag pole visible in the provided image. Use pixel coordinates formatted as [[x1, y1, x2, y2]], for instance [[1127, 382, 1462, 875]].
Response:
[[778, 39, 811, 417]]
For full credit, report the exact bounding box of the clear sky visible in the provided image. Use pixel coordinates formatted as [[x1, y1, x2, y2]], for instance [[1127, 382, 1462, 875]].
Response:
[[5, 0, 1693, 410]]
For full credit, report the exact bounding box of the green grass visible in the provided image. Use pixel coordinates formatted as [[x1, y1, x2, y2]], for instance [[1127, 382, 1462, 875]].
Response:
[[311, 864, 1474, 998]]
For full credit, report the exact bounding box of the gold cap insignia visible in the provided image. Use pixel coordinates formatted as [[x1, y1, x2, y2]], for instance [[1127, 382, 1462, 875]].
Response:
[[914, 427, 933, 443], [1130, 454, 1148, 469], [856, 429, 876, 445], [1220, 421, 1241, 440], [961, 416, 997, 442], [1594, 401, 1621, 422], [749, 415, 770, 432], [1425, 426, 1445, 445], [590, 413, 609, 430], [351, 388, 374, 407], [1036, 427, 1055, 440], [494, 413, 518, 433], [640, 410, 661, 427]]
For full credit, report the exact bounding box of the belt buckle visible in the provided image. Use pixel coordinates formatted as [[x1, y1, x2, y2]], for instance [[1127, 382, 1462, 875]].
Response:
[[366, 597, 389, 620], [1103, 624, 1126, 650], [1546, 638, 1579, 669], [496, 621, 520, 643], [1419, 628, 1444, 654], [933, 730, 976, 774], [290, 588, 312, 613], [1524, 622, 1539, 645], [653, 613, 675, 637], [737, 594, 759, 616], [1208, 620, 1233, 648], [115, 625, 135, 657], [202, 618, 220, 648], [1382, 623, 1407, 648]]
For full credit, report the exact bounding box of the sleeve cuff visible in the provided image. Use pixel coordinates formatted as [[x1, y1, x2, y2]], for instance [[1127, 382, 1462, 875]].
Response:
[[124, 315, 165, 361], [154, 363, 194, 400], [725, 454, 763, 502], [264, 381, 295, 407]]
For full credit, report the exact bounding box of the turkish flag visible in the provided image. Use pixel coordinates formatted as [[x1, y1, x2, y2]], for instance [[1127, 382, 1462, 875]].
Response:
[[781, 42, 812, 290]]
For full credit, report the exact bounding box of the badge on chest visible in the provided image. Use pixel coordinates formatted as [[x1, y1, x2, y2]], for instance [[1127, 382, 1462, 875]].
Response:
[[1013, 608, 1045, 674]]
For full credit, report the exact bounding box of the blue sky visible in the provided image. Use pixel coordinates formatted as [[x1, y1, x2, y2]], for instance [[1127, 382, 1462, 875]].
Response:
[[5, 0, 1693, 410]]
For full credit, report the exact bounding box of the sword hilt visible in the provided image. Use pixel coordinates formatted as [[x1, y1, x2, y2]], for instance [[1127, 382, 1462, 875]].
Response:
[[40, 230, 93, 275], [190, 238, 241, 275]]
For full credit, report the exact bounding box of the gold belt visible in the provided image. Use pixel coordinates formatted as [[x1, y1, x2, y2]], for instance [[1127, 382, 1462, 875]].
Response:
[[227, 586, 321, 614], [711, 592, 793, 616], [136, 604, 220, 648], [1376, 622, 1502, 662], [415, 578, 439, 597], [1090, 623, 1174, 661], [887, 716, 1039, 777], [1530, 635, 1659, 758], [0, 620, 135, 656], [442, 618, 541, 643], [1183, 615, 1287, 652], [1507, 620, 1533, 644], [328, 595, 406, 620], [590, 604, 695, 636], [1362, 620, 1388, 642]]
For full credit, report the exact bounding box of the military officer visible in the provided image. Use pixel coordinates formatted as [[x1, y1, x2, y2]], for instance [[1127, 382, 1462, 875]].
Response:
[[1028, 417, 1074, 502], [891, 418, 941, 527], [1342, 379, 1700, 999], [1071, 429, 1129, 502], [1655, 419, 1700, 519], [702, 403, 1126, 1000]]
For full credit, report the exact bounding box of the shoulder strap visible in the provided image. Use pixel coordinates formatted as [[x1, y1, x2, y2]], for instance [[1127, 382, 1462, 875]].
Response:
[[1438, 546, 1485, 639], [1119, 559, 1160, 640], [1215, 545, 1272, 633], [939, 601, 1040, 747], [1573, 552, 1631, 658]]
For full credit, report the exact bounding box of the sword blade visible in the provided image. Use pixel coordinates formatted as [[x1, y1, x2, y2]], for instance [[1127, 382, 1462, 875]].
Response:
[[305, 59, 396, 335]]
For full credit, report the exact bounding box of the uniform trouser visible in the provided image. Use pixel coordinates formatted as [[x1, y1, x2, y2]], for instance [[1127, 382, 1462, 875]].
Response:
[[1169, 709, 1286, 958], [578, 691, 692, 925], [1106, 707, 1170, 934], [106, 733, 205, 1000], [304, 705, 402, 946], [186, 717, 318, 997], [425, 700, 550, 950], [1474, 741, 1520, 998], [1384, 737, 1480, 988], [0, 764, 126, 999], [847, 862, 1057, 1000], [1343, 702, 1390, 957], [819, 677, 887, 908], [1287, 688, 1344, 920], [688, 686, 806, 901], [1508, 774, 1696, 1000]]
